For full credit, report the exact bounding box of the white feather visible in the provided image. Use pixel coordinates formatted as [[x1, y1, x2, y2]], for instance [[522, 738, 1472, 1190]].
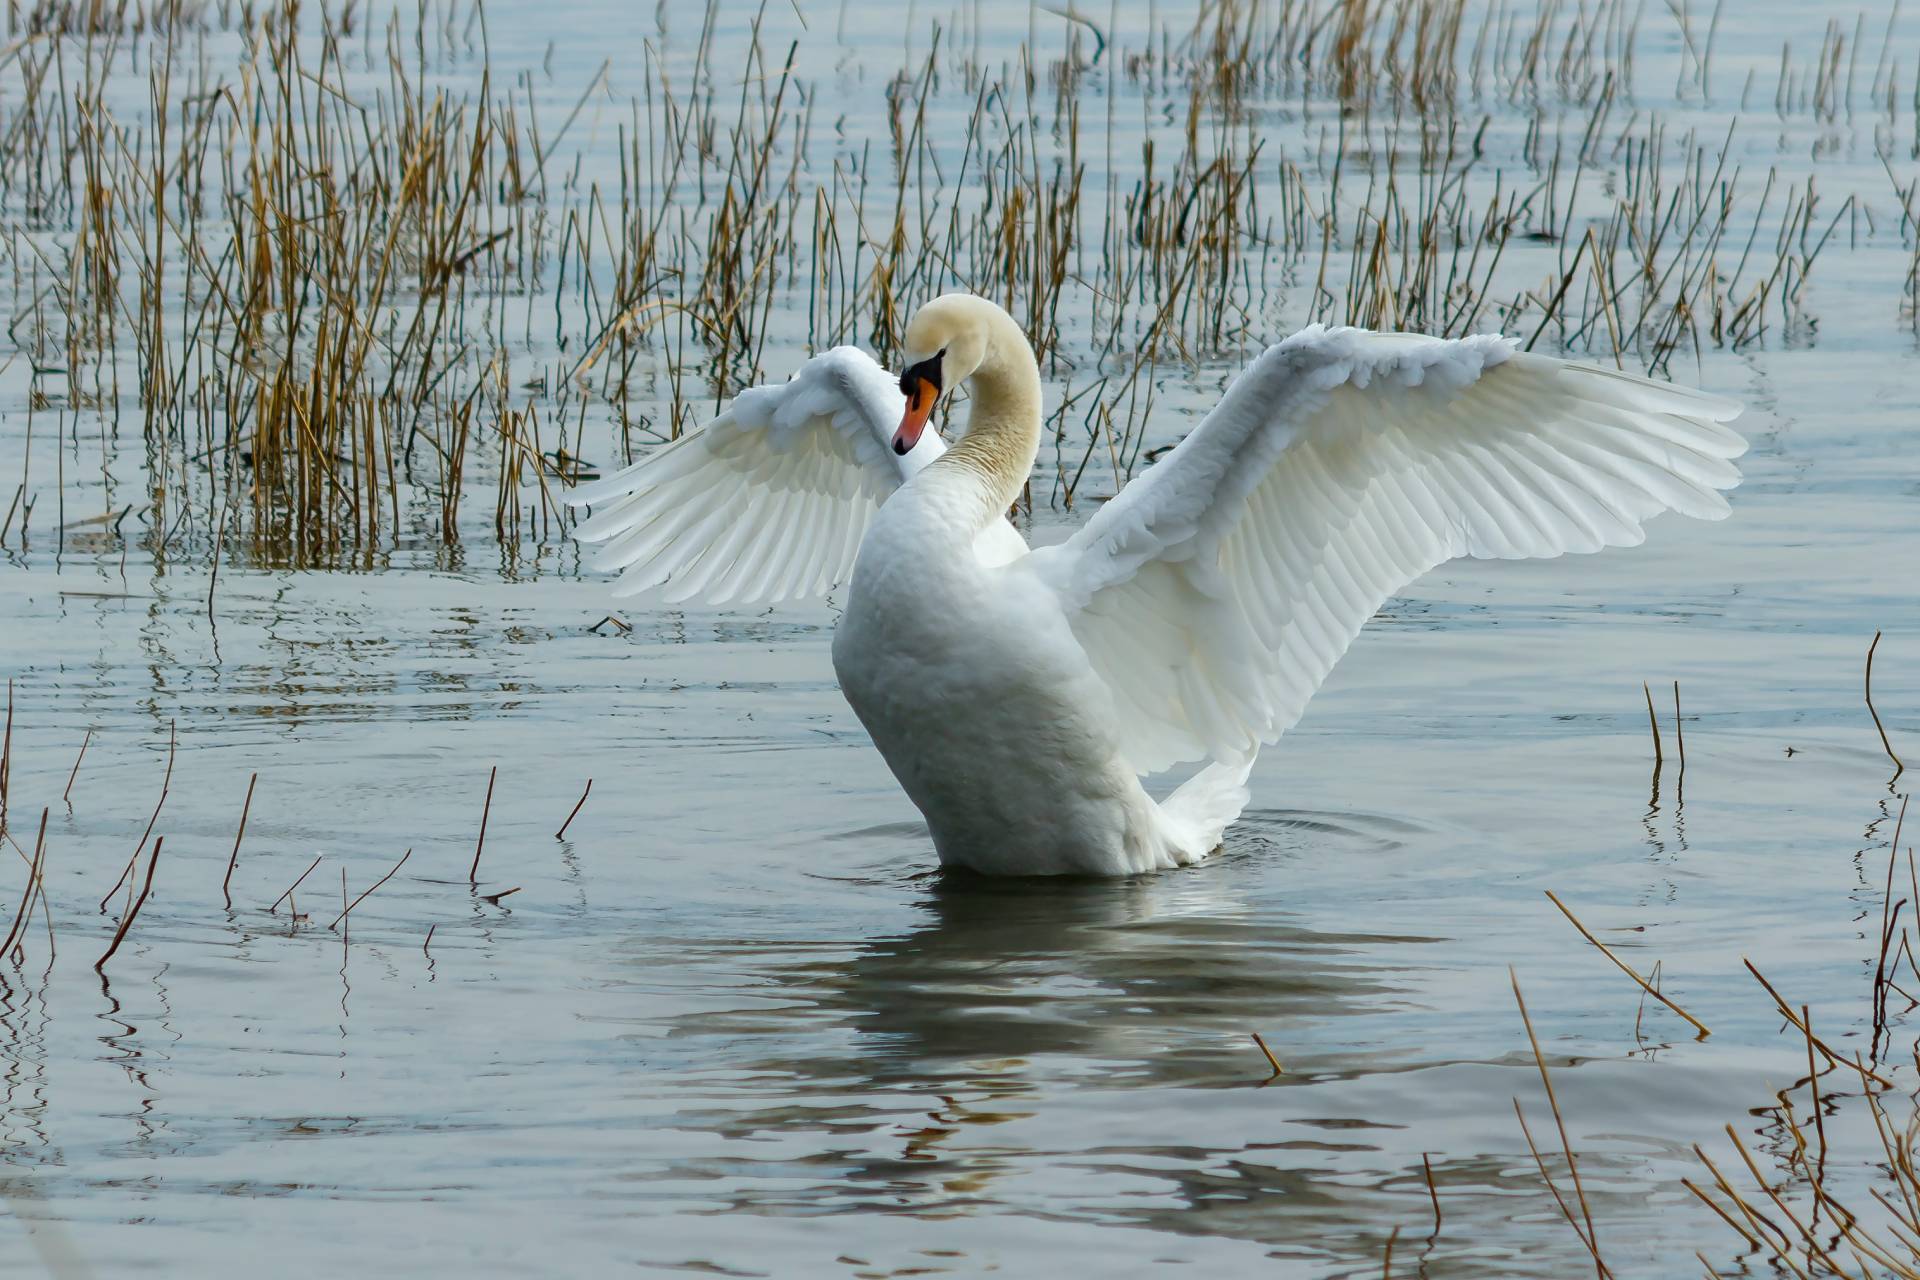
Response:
[[1024, 327, 1746, 774], [566, 347, 949, 606]]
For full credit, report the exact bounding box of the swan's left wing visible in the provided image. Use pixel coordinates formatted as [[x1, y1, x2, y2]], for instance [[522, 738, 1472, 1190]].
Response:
[[1025, 326, 1746, 775], [569, 347, 939, 604]]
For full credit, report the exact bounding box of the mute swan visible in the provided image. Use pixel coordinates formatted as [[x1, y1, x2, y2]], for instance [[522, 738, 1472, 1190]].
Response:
[[570, 294, 1745, 876]]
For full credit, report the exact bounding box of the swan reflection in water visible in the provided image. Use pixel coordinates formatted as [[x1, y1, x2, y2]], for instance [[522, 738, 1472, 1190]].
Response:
[[649, 809, 1423, 1078], [626, 809, 1469, 1262]]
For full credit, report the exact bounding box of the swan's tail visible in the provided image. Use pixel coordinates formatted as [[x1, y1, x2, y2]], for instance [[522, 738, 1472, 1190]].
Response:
[[1158, 759, 1253, 863]]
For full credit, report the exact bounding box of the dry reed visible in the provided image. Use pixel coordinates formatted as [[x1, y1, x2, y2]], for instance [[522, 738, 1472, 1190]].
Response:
[[0, 0, 1877, 569], [222, 771, 256, 910]]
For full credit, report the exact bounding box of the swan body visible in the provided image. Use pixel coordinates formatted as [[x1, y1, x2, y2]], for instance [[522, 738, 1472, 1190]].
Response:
[[571, 295, 1746, 876]]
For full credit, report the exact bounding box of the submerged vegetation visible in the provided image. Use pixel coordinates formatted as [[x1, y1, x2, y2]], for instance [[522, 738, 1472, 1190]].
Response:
[[0, 0, 1909, 568]]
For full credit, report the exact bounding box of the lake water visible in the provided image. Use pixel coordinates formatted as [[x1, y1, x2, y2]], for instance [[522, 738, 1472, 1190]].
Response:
[[2, 1, 1918, 1275]]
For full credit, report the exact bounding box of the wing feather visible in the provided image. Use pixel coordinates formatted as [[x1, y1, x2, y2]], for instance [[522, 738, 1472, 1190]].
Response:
[[1027, 326, 1746, 775], [570, 347, 947, 606]]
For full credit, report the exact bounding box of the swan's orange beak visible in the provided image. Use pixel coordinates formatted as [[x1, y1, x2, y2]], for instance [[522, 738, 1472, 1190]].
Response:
[[893, 376, 937, 455]]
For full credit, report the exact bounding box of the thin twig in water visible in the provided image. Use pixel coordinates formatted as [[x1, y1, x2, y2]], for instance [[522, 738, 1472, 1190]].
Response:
[[1643, 682, 1663, 766], [1867, 632, 1904, 778], [1251, 1031, 1284, 1077], [423, 924, 436, 954], [1803, 1005, 1827, 1184], [1511, 969, 1610, 1278], [2, 808, 48, 959], [1742, 958, 1896, 1087], [1544, 891, 1710, 1037], [1672, 680, 1686, 776], [63, 728, 90, 804], [329, 849, 412, 931], [1422, 1153, 1443, 1237], [99, 720, 175, 912], [0, 679, 12, 832], [481, 886, 521, 905], [270, 856, 323, 914], [96, 836, 162, 973], [470, 766, 497, 883], [223, 773, 257, 910], [556, 779, 592, 840]]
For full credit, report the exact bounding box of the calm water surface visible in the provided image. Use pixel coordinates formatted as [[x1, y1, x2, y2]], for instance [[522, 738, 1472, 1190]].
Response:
[[2, 1, 1919, 1276]]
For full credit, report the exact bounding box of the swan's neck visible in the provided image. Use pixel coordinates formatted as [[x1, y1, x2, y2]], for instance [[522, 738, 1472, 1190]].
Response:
[[939, 334, 1041, 529]]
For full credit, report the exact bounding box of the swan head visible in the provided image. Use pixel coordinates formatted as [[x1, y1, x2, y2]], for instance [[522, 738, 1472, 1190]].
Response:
[[892, 294, 995, 455]]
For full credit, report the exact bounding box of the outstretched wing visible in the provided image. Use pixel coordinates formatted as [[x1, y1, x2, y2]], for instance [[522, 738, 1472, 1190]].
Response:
[[569, 347, 941, 604], [1025, 327, 1746, 775]]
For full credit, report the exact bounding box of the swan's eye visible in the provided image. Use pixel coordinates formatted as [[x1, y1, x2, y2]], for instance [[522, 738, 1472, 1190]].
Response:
[[899, 354, 944, 397]]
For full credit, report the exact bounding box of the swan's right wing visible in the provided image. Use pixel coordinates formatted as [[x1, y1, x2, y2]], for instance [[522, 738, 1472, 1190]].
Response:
[[569, 347, 940, 604], [1027, 327, 1747, 775]]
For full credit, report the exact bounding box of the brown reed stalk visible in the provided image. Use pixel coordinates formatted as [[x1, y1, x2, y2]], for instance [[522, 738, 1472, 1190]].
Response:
[[328, 849, 411, 932], [1543, 890, 1710, 1036], [1642, 681, 1664, 766], [63, 728, 91, 804], [0, 679, 11, 833], [2, 808, 48, 959], [1868, 632, 1905, 779], [1250, 1031, 1284, 1076], [1742, 958, 1896, 1088], [1511, 969, 1610, 1278], [1672, 681, 1686, 773], [99, 720, 175, 912], [222, 772, 256, 910], [555, 779, 591, 840], [269, 855, 323, 914], [96, 835, 161, 973], [470, 765, 497, 883], [1802, 1005, 1828, 1187]]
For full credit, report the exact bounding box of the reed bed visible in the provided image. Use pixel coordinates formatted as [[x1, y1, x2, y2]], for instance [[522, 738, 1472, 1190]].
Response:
[[0, 0, 1905, 566]]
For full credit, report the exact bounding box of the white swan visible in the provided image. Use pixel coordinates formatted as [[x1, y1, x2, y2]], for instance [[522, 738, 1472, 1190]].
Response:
[[570, 294, 1745, 876]]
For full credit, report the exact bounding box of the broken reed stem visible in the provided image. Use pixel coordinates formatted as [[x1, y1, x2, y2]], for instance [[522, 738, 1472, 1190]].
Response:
[[270, 855, 323, 914], [1867, 631, 1905, 779], [423, 924, 436, 954], [1742, 958, 1896, 1088], [2, 808, 48, 959], [1681, 1177, 1764, 1251], [1422, 1153, 1443, 1237], [1251, 1031, 1285, 1076], [96, 836, 162, 973], [1511, 969, 1610, 1278], [469, 766, 496, 883], [328, 848, 411, 931], [1543, 890, 1711, 1037], [222, 772, 257, 910], [99, 720, 175, 912], [63, 729, 91, 804], [1802, 1004, 1827, 1185], [1643, 682, 1664, 766], [1382, 1224, 1399, 1278], [556, 778, 592, 839]]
